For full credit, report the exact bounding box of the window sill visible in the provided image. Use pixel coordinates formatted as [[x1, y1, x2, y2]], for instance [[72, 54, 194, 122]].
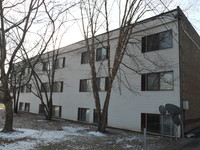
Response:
[[142, 89, 174, 91], [142, 46, 173, 53]]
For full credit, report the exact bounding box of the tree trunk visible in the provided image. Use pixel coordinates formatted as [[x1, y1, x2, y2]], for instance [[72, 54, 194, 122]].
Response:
[[13, 104, 18, 114], [45, 101, 52, 120], [46, 111, 52, 120], [98, 107, 108, 132], [13, 96, 18, 114], [2, 98, 13, 132], [97, 88, 112, 132], [98, 114, 107, 132], [13, 88, 20, 114]]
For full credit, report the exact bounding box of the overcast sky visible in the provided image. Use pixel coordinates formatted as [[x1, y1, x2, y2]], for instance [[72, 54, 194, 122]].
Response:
[[60, 0, 200, 47], [171, 0, 200, 32]]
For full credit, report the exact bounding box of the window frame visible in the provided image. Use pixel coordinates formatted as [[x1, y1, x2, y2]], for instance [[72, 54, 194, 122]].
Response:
[[52, 105, 62, 117], [77, 107, 90, 122], [39, 104, 62, 117], [21, 84, 32, 93], [81, 51, 90, 64], [96, 47, 108, 61], [141, 71, 174, 91], [41, 82, 50, 92], [96, 77, 109, 91], [22, 67, 31, 75], [141, 30, 173, 53], [41, 81, 63, 93], [20, 86, 26, 93], [79, 79, 92, 92], [52, 81, 63, 92], [93, 109, 107, 124], [26, 84, 32, 93], [24, 103, 30, 112], [55, 57, 65, 69], [42, 62, 50, 71], [42, 57, 65, 71], [39, 104, 45, 115], [141, 113, 173, 135], [19, 102, 24, 111], [93, 109, 99, 123], [79, 77, 109, 92]]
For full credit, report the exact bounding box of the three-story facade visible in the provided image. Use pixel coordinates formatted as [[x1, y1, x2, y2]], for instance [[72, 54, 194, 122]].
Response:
[[18, 7, 200, 137]]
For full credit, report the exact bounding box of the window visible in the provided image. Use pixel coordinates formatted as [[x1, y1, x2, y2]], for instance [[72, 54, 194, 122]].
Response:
[[141, 71, 173, 91], [26, 84, 32, 93], [53, 81, 63, 92], [42, 62, 51, 71], [41, 81, 63, 92], [25, 67, 31, 74], [22, 67, 31, 75], [24, 103, 30, 112], [141, 113, 172, 135], [142, 30, 173, 53], [39, 104, 45, 115], [79, 77, 108, 92], [97, 77, 109, 91], [39, 104, 62, 117], [20, 86, 26, 93], [79, 79, 92, 92], [21, 84, 32, 93], [93, 109, 99, 123], [19, 102, 24, 111], [41, 83, 50, 92], [93, 109, 107, 124], [43, 57, 65, 71], [96, 47, 107, 61], [55, 57, 65, 69], [52, 105, 62, 117], [81, 51, 89, 64], [78, 108, 90, 122]]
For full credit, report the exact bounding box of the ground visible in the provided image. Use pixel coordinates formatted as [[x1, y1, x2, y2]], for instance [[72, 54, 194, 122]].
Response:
[[0, 112, 196, 150]]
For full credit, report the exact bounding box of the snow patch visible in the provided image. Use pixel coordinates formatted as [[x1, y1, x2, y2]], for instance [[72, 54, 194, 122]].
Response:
[[1, 140, 36, 150], [124, 144, 135, 148], [62, 126, 86, 132], [0, 128, 40, 140], [116, 136, 141, 143], [87, 131, 105, 137], [36, 120, 47, 123], [0, 126, 87, 150]]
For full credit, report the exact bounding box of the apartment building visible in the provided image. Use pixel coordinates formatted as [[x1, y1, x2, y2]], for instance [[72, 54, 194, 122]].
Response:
[[18, 7, 200, 137]]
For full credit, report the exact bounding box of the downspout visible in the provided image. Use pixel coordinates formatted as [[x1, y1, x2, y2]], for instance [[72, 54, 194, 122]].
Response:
[[177, 6, 185, 138]]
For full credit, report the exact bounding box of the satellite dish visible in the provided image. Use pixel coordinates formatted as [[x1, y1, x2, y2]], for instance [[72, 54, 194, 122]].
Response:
[[165, 104, 182, 116], [172, 116, 181, 126], [159, 105, 166, 115]]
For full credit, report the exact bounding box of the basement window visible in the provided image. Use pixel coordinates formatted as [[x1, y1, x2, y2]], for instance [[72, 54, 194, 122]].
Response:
[[19, 102, 24, 111], [78, 107, 90, 122], [93, 109, 107, 124], [24, 103, 30, 112], [141, 113, 172, 135]]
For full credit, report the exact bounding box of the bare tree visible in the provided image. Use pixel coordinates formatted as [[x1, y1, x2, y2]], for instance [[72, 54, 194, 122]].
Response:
[[0, 0, 47, 132], [10, 61, 26, 113], [30, 48, 64, 120], [21, 1, 75, 120], [79, 0, 170, 132], [0, 0, 75, 132]]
